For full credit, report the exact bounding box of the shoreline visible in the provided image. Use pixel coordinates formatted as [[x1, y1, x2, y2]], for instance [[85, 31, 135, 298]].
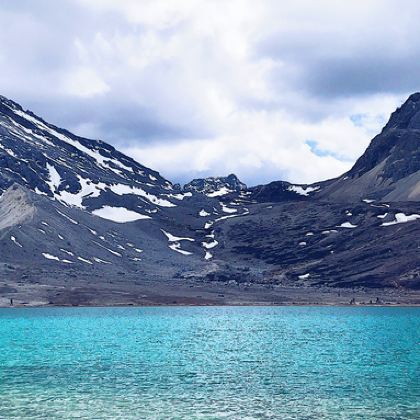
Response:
[[1, 279, 419, 308], [1, 302, 420, 308]]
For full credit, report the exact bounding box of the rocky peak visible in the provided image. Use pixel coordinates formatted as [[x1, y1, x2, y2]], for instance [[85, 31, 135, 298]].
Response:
[[346, 93, 420, 181], [383, 92, 420, 131], [183, 174, 247, 196], [317, 92, 420, 202]]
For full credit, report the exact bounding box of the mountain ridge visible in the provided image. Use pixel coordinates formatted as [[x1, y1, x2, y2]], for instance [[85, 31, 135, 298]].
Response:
[[316, 92, 420, 202]]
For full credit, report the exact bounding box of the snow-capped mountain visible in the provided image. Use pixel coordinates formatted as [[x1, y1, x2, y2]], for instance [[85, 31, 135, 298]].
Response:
[[0, 95, 188, 222], [0, 93, 419, 305]]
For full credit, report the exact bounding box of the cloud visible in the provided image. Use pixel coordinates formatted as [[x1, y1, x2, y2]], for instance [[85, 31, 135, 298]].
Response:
[[257, 1, 420, 98], [62, 67, 110, 97], [0, 0, 418, 185]]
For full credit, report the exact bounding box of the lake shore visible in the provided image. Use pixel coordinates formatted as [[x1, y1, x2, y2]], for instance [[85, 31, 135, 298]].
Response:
[[1, 278, 419, 307]]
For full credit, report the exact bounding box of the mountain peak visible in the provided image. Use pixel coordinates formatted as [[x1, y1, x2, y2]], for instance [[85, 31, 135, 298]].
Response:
[[384, 92, 420, 130], [183, 174, 247, 196], [318, 92, 420, 202], [0, 94, 21, 109]]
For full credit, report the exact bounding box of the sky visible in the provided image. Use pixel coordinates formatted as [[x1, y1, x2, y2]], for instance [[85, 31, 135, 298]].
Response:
[[0, 0, 419, 186]]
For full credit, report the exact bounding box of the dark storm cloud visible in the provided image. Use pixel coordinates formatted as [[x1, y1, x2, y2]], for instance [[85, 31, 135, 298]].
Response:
[[256, 1, 420, 101], [23, 97, 204, 144], [258, 41, 420, 99]]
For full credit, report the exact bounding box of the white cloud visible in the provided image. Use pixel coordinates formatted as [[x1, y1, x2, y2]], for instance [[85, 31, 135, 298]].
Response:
[[122, 108, 365, 185], [1, 0, 419, 185], [61, 66, 110, 97]]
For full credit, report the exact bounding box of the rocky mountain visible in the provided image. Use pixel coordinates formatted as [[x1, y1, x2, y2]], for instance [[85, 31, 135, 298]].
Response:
[[249, 180, 321, 202], [184, 174, 247, 196], [0, 94, 419, 306], [318, 92, 420, 202], [0, 95, 185, 220]]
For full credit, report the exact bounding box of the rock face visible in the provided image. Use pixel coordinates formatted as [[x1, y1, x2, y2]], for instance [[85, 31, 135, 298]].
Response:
[[0, 184, 35, 230], [184, 174, 247, 196], [0, 93, 419, 305], [249, 181, 322, 202], [318, 93, 420, 202]]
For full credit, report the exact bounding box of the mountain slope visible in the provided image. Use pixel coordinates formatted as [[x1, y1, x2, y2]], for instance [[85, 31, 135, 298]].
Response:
[[0, 95, 187, 220], [318, 93, 420, 202], [209, 199, 420, 289]]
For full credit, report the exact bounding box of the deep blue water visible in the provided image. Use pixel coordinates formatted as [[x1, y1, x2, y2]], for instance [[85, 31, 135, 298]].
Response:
[[0, 306, 418, 419]]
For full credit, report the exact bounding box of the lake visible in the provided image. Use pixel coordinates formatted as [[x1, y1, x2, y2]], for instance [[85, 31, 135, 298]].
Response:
[[0, 306, 418, 419]]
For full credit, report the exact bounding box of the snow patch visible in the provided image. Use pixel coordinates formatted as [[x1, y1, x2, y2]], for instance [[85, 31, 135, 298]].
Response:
[[207, 187, 231, 197], [78, 256, 93, 265], [46, 163, 61, 193], [55, 209, 79, 225], [169, 242, 192, 255], [161, 229, 194, 242], [338, 222, 358, 229], [202, 240, 218, 249], [215, 208, 249, 222], [92, 206, 150, 223], [204, 221, 214, 229], [220, 203, 237, 214], [109, 184, 175, 207], [60, 249, 74, 256], [288, 185, 320, 196], [381, 213, 420, 226], [93, 241, 122, 257], [42, 253, 60, 261], [167, 192, 192, 200], [55, 176, 106, 208], [10, 236, 22, 248], [93, 257, 111, 264]]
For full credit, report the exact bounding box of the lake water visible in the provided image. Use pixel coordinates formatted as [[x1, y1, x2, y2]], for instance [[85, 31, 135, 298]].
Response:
[[0, 306, 418, 419]]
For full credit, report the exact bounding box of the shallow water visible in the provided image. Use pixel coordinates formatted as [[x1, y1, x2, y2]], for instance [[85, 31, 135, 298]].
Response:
[[0, 306, 419, 419]]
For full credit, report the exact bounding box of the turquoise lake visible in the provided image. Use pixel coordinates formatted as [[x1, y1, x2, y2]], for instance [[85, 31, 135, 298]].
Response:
[[0, 306, 419, 419]]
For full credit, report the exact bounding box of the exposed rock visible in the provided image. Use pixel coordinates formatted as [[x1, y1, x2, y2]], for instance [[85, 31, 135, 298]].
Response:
[[317, 93, 420, 202]]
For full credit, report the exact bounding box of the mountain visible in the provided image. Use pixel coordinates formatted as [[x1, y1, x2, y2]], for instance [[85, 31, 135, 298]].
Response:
[[184, 174, 247, 196], [0, 95, 185, 219], [318, 93, 420, 202], [249, 180, 321, 202], [0, 94, 419, 306]]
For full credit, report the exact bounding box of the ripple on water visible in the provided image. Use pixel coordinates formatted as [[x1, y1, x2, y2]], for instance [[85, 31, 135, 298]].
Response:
[[0, 306, 419, 419]]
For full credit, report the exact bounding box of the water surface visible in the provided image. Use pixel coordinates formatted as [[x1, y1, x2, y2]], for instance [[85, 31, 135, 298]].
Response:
[[0, 306, 419, 419]]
